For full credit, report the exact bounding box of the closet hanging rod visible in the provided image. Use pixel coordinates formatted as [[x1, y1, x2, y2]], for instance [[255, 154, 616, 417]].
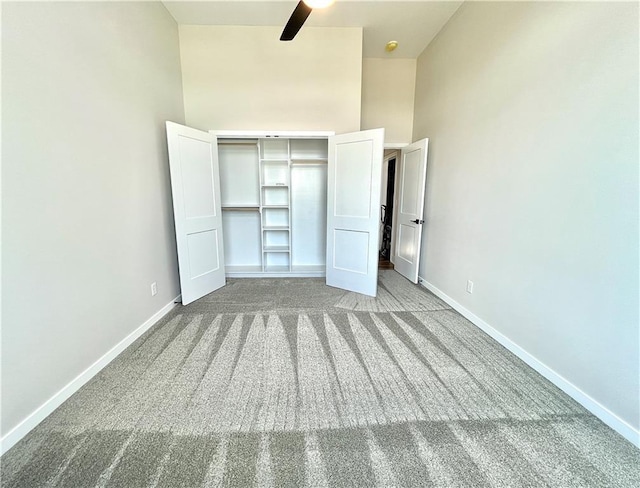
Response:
[[218, 140, 258, 146], [221, 206, 260, 211]]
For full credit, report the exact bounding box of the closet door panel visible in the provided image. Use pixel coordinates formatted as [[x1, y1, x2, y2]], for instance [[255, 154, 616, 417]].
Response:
[[166, 121, 226, 304], [394, 138, 429, 284], [326, 128, 384, 297]]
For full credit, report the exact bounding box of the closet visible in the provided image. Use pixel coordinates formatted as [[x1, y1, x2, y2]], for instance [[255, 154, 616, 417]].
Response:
[[166, 122, 387, 305], [216, 134, 330, 277]]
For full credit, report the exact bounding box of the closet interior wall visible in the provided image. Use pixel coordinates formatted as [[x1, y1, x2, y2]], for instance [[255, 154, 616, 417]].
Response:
[[217, 136, 328, 277]]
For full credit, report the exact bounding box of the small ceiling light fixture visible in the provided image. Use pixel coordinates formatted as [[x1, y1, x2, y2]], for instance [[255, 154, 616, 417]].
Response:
[[303, 0, 335, 8], [385, 40, 399, 52]]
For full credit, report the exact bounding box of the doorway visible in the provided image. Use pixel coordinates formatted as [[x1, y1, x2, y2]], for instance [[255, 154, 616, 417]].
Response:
[[379, 151, 397, 270]]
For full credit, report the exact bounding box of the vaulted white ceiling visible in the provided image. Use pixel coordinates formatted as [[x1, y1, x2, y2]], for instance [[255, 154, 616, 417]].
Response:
[[162, 1, 463, 58]]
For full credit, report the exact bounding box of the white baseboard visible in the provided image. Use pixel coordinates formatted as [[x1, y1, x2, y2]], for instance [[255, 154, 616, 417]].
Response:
[[418, 277, 640, 448], [0, 295, 182, 455]]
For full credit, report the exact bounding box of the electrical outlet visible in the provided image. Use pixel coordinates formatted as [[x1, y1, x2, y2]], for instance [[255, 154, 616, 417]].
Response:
[[466, 280, 474, 294], [151, 282, 158, 296]]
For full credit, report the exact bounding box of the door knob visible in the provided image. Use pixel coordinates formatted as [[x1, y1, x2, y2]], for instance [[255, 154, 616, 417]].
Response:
[[411, 219, 425, 224]]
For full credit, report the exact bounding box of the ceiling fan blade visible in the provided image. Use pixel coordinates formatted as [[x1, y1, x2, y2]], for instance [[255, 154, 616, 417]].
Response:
[[280, 1, 313, 41]]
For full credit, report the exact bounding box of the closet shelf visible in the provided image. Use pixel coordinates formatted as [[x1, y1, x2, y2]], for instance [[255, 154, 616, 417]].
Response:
[[263, 246, 290, 252], [222, 205, 260, 211], [262, 205, 289, 209], [261, 184, 289, 188], [262, 225, 290, 231], [218, 140, 258, 146], [290, 158, 327, 163]]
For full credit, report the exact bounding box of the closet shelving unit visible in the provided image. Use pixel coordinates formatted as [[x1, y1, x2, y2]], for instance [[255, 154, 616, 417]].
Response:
[[218, 139, 262, 274], [215, 131, 331, 278], [259, 138, 291, 273]]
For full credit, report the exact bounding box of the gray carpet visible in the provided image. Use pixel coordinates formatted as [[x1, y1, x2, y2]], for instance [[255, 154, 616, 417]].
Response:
[[2, 271, 639, 487]]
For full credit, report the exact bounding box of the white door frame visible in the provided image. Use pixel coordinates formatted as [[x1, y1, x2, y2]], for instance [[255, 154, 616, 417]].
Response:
[[382, 149, 400, 265], [382, 144, 408, 265]]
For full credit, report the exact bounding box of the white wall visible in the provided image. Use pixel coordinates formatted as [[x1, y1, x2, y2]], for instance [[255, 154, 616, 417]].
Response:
[[179, 25, 362, 133], [413, 1, 639, 434], [1, 1, 185, 437], [362, 58, 416, 145]]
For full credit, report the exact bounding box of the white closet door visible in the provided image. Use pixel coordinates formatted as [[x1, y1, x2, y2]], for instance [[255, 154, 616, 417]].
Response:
[[326, 128, 384, 296], [394, 138, 429, 283], [166, 121, 226, 305]]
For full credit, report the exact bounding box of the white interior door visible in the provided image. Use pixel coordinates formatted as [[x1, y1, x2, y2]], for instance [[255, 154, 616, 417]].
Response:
[[394, 138, 429, 283], [166, 121, 226, 305], [326, 128, 384, 296]]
